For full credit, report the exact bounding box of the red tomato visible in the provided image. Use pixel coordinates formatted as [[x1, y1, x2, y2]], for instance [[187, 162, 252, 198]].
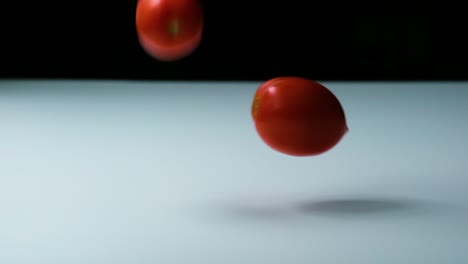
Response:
[[251, 77, 348, 156], [135, 0, 203, 61]]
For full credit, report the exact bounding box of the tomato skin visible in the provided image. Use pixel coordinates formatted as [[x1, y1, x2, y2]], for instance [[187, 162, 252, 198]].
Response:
[[252, 77, 348, 156], [135, 0, 203, 61]]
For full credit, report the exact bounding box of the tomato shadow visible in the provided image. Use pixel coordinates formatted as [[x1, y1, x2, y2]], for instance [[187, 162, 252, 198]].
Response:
[[295, 198, 423, 216], [215, 197, 441, 221]]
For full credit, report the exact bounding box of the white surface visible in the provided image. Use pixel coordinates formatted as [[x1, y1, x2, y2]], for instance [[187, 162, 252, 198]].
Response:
[[0, 80, 467, 263]]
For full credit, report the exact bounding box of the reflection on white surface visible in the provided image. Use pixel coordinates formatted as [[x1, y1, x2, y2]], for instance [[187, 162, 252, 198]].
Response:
[[0, 80, 467, 263]]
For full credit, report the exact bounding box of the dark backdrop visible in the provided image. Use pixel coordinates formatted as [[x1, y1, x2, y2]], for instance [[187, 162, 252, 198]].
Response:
[[1, 3, 467, 81]]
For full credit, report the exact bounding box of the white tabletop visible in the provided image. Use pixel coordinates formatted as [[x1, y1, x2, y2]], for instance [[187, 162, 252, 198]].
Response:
[[0, 80, 467, 263]]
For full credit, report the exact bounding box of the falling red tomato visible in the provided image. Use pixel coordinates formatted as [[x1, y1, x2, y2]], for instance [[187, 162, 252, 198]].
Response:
[[251, 77, 348, 156], [135, 0, 203, 61]]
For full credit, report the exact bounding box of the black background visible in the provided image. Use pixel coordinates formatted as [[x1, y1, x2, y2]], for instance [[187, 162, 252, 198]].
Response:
[[1, 3, 467, 81]]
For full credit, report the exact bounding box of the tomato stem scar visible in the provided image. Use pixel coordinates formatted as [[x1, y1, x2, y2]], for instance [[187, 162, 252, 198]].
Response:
[[169, 19, 180, 37]]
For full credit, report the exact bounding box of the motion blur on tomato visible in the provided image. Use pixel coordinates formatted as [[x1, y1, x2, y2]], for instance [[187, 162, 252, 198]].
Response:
[[251, 77, 348, 156], [135, 0, 203, 61]]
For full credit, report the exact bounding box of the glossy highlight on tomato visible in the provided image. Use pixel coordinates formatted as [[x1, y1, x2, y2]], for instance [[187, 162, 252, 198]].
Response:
[[251, 77, 348, 156], [135, 0, 203, 61]]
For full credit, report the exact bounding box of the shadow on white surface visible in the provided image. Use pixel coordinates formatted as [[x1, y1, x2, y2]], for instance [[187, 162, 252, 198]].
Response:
[[215, 197, 444, 221], [296, 198, 418, 215]]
